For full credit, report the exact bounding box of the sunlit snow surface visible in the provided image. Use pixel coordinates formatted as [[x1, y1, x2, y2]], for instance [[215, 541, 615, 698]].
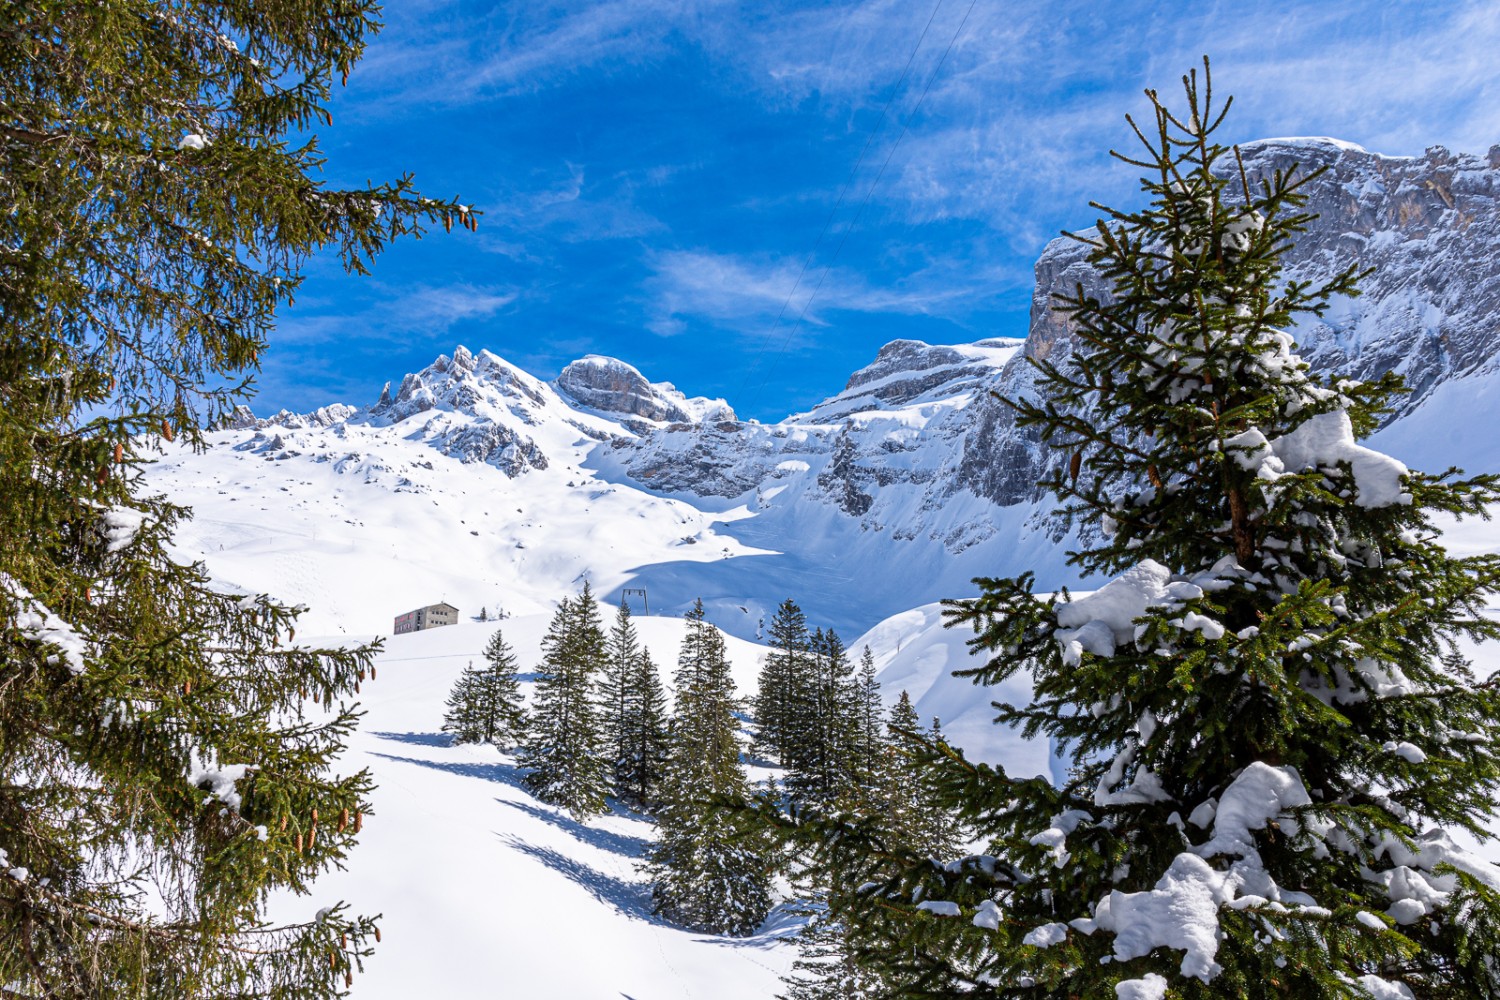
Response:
[[270, 617, 801, 998], [140, 376, 1499, 996]]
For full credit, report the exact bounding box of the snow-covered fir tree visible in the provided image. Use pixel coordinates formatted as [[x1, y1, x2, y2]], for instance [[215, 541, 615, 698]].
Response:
[[442, 631, 527, 749], [518, 584, 611, 819], [776, 62, 1500, 997], [441, 661, 487, 745], [645, 601, 772, 935]]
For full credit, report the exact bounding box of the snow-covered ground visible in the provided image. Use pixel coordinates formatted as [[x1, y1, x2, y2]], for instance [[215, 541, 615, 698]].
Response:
[[139, 339, 1500, 997], [274, 615, 802, 998]]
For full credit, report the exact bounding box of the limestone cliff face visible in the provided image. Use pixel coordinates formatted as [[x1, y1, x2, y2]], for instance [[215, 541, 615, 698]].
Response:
[[554, 355, 733, 431], [951, 137, 1500, 508]]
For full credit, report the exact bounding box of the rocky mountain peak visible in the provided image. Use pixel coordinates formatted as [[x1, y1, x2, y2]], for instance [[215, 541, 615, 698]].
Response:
[[1026, 138, 1500, 417], [803, 337, 1024, 421], [553, 354, 734, 430], [368, 346, 549, 425]]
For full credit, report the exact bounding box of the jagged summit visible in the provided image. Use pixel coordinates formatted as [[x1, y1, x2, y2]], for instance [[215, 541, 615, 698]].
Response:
[[368, 345, 550, 425], [201, 135, 1500, 624], [553, 354, 734, 429]]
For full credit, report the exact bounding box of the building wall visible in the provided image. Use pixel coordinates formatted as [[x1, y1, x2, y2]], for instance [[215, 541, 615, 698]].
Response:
[[393, 604, 458, 634]]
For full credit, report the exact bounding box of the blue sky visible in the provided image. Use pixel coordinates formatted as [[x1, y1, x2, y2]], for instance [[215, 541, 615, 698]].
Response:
[[259, 0, 1500, 422]]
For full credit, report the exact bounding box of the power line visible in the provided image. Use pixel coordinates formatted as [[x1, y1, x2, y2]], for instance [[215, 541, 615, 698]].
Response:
[[735, 0, 949, 404], [747, 0, 981, 412]]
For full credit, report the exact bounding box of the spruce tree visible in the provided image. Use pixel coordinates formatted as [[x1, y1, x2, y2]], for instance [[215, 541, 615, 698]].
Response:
[[479, 628, 529, 750], [0, 3, 469, 995], [778, 692, 962, 1000], [645, 601, 773, 935], [518, 588, 610, 819], [783, 61, 1500, 997], [601, 600, 642, 797], [619, 647, 671, 809], [755, 598, 811, 763], [441, 660, 486, 744], [780, 902, 889, 1000], [848, 646, 885, 797], [600, 601, 669, 808], [782, 627, 860, 811], [878, 691, 928, 853]]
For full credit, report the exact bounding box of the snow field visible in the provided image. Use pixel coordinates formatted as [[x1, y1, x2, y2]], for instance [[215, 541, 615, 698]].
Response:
[[274, 616, 798, 999]]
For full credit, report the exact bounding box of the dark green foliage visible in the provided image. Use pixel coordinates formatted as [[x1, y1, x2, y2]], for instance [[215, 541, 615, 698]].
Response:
[[441, 661, 488, 745], [441, 631, 527, 749], [518, 585, 611, 820], [869, 695, 961, 864], [783, 61, 1500, 997], [784, 628, 858, 810], [756, 609, 867, 812], [780, 903, 889, 1000], [756, 598, 811, 764], [645, 601, 772, 935], [0, 3, 468, 995], [847, 646, 885, 795], [774, 692, 965, 1000], [621, 646, 671, 809], [601, 601, 669, 808]]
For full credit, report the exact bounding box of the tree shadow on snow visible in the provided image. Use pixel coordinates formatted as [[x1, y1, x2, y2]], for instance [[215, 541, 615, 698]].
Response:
[[499, 836, 659, 923], [370, 730, 452, 748], [497, 798, 652, 859], [367, 750, 530, 793]]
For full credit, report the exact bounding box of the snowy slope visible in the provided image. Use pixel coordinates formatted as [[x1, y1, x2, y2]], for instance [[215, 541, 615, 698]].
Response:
[[152, 336, 1079, 646], [272, 615, 799, 999], [136, 134, 1500, 996]]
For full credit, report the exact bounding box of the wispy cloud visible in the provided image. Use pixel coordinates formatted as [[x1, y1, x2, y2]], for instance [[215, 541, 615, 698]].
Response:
[[641, 248, 1002, 338], [276, 281, 519, 346], [262, 0, 1500, 422]]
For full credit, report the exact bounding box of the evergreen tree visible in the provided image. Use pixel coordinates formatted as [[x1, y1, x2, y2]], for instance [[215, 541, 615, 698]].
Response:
[[878, 691, 927, 852], [0, 3, 469, 995], [442, 632, 527, 749], [601, 600, 642, 795], [780, 902, 888, 1000], [645, 601, 773, 935], [774, 61, 1500, 997], [441, 660, 486, 744], [785, 627, 857, 809], [778, 691, 960, 1000], [847, 646, 885, 800], [620, 647, 671, 809], [480, 630, 528, 748], [600, 601, 669, 807], [873, 693, 959, 863], [518, 587, 610, 819], [755, 598, 811, 763]]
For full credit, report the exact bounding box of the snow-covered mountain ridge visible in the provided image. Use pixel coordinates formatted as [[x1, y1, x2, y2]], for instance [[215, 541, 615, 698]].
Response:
[[166, 137, 1499, 642], [138, 138, 1500, 1000]]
